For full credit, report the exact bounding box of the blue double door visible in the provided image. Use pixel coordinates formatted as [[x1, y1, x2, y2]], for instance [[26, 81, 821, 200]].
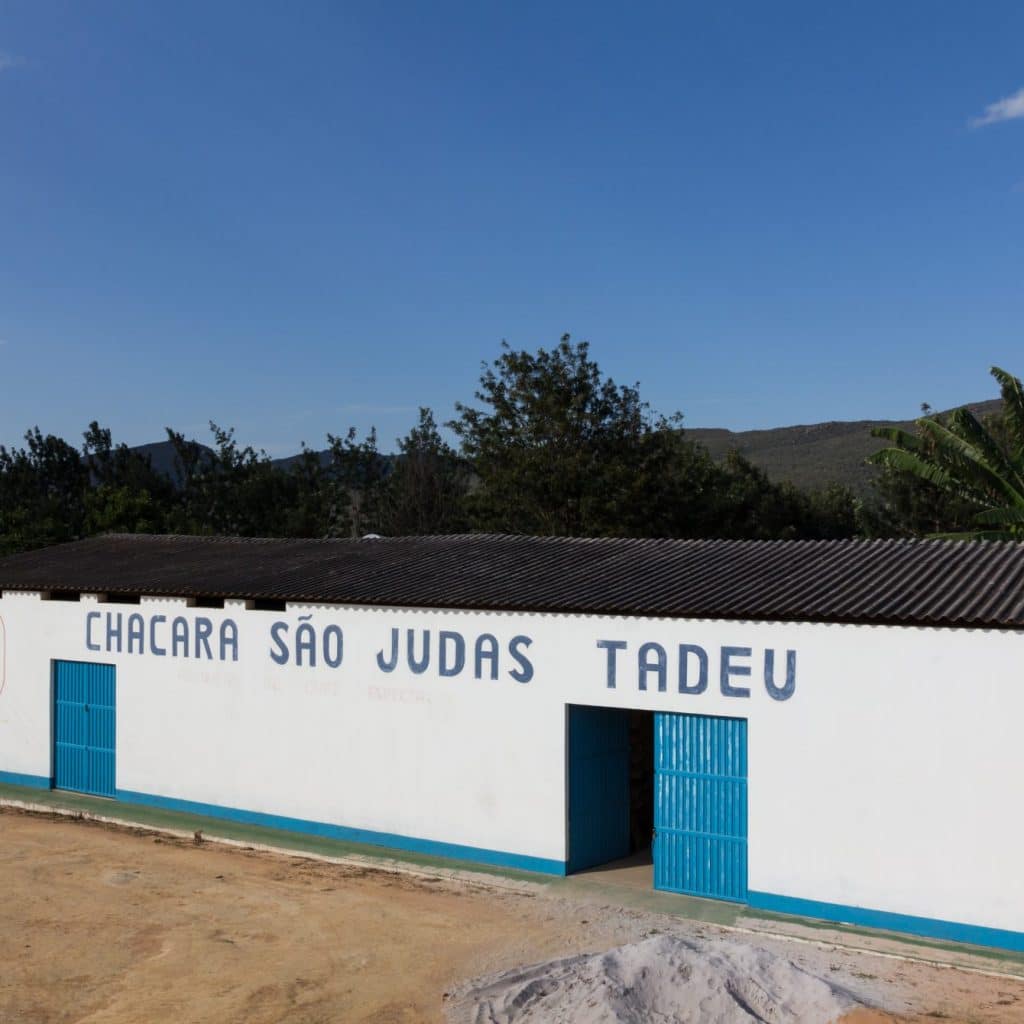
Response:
[[653, 712, 747, 902], [53, 660, 116, 797], [566, 706, 632, 872], [568, 707, 747, 903]]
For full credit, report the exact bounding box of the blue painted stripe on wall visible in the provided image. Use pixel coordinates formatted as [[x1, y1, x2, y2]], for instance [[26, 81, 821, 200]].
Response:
[[115, 789, 567, 877], [0, 770, 52, 790], [748, 891, 1024, 953]]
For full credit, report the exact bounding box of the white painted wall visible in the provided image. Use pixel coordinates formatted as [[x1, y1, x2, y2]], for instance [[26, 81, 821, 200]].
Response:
[[1, 591, 1022, 935]]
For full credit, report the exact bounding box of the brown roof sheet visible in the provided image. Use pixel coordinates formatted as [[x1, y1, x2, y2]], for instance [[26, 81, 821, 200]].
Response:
[[1, 533, 1023, 628]]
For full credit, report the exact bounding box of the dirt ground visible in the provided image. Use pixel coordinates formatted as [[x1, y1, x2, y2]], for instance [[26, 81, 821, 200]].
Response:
[[1, 809, 1023, 1024]]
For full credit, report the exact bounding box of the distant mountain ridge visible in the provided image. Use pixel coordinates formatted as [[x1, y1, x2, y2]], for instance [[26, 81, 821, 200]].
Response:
[[687, 399, 1001, 493], [129, 399, 1002, 496]]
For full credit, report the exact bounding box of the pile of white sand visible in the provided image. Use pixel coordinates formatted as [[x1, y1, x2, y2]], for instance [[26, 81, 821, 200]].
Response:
[[446, 934, 866, 1023]]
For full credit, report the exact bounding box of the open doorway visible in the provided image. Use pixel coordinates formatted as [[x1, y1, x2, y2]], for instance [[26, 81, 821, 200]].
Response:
[[566, 705, 653, 885]]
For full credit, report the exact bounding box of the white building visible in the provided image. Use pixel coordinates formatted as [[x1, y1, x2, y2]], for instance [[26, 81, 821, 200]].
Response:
[[0, 533, 1021, 952]]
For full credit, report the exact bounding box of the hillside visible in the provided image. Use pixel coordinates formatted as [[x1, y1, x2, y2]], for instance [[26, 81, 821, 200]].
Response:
[[127, 399, 1002, 496], [688, 399, 1000, 494], [688, 423, 880, 494]]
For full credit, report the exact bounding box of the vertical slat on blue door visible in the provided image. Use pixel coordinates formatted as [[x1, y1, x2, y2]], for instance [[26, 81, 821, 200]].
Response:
[[653, 712, 747, 902], [567, 706, 631, 872], [53, 660, 116, 797]]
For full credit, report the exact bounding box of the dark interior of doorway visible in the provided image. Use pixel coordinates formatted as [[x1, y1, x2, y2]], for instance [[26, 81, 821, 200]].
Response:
[[627, 709, 654, 856]]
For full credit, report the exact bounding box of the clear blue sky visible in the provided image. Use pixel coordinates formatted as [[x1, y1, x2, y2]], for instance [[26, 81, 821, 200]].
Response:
[[1, 2, 1022, 455]]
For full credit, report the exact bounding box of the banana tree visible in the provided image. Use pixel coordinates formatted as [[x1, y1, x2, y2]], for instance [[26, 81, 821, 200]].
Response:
[[869, 366, 1024, 540]]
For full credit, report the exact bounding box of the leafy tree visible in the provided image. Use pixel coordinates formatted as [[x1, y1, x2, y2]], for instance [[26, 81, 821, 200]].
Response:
[[449, 336, 706, 537], [802, 481, 862, 539], [84, 485, 164, 537], [381, 408, 470, 535], [81, 422, 171, 535], [0, 428, 88, 553], [868, 366, 1024, 539], [707, 451, 860, 540], [280, 445, 332, 538], [448, 336, 862, 541], [323, 427, 391, 537], [164, 423, 293, 536], [859, 462, 975, 539]]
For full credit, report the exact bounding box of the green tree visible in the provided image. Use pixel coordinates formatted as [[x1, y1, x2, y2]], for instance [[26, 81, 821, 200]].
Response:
[[381, 408, 470, 535], [0, 428, 88, 553], [164, 423, 294, 536], [280, 445, 332, 538], [706, 451, 861, 540], [81, 422, 171, 535], [802, 481, 862, 539], [323, 427, 390, 537], [868, 366, 1024, 539], [450, 336, 709, 537]]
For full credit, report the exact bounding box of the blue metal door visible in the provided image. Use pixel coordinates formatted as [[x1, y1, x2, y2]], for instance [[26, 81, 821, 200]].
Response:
[[653, 712, 747, 901], [54, 661, 116, 797], [567, 705, 631, 872]]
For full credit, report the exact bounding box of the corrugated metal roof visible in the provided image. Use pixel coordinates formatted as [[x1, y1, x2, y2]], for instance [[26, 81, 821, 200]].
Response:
[[1, 533, 1023, 628]]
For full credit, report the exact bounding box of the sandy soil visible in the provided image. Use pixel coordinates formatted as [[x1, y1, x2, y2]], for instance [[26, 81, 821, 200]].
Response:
[[1, 808, 1022, 1023]]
